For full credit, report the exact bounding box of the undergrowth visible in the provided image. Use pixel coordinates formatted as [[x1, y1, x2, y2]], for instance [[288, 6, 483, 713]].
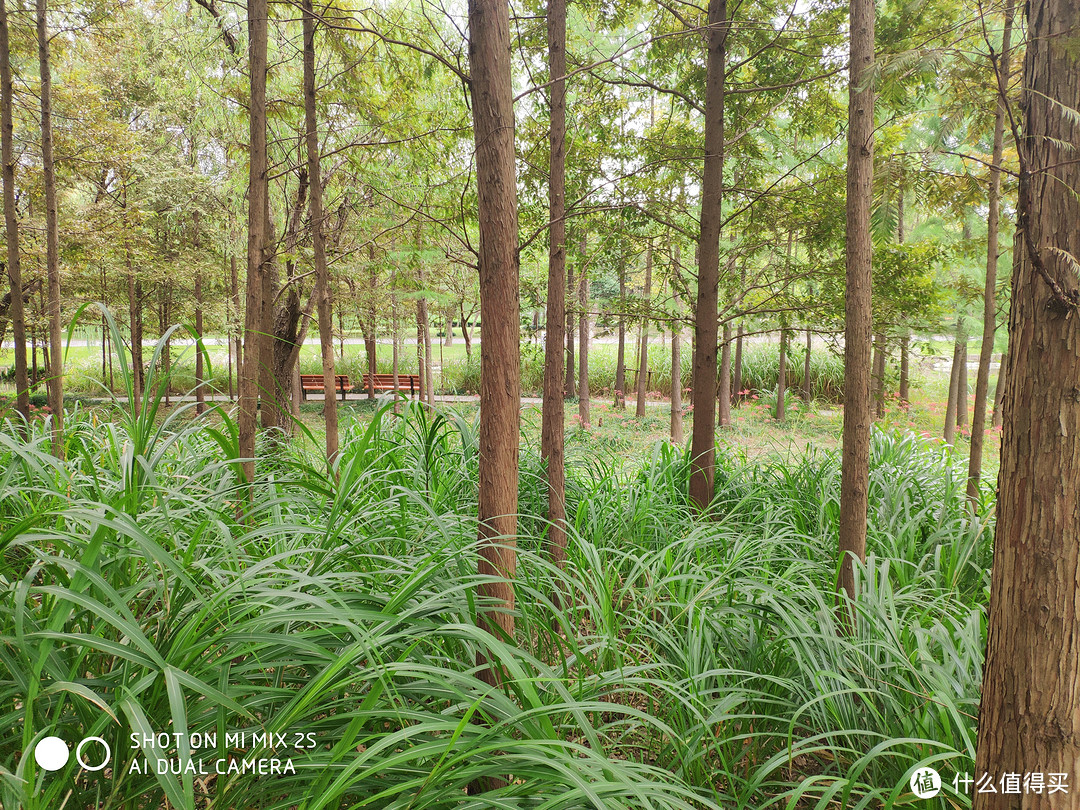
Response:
[[0, 329, 990, 809]]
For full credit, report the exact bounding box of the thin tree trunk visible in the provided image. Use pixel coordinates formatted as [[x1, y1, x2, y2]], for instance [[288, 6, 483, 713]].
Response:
[[956, 338, 968, 428], [974, 0, 1080, 793], [871, 332, 885, 418], [541, 0, 567, 577], [670, 244, 683, 442], [460, 302, 472, 358], [193, 211, 205, 415], [338, 309, 344, 359], [416, 314, 424, 401], [614, 253, 626, 408], [991, 351, 1005, 428], [0, 0, 28, 423], [578, 238, 589, 428], [636, 242, 652, 416], [36, 0, 62, 452], [898, 333, 909, 403], [392, 273, 401, 411], [803, 327, 812, 402], [238, 0, 269, 485], [127, 238, 142, 411], [565, 261, 574, 398], [944, 319, 964, 445], [424, 303, 434, 405], [468, 0, 520, 709], [303, 0, 339, 462], [838, 0, 875, 616], [718, 322, 732, 427], [230, 253, 241, 400], [776, 327, 787, 421], [366, 250, 378, 399], [967, 0, 1015, 503], [732, 323, 743, 404], [689, 0, 727, 509]]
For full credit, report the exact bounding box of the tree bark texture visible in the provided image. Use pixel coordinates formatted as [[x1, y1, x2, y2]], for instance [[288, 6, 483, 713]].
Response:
[[0, 0, 29, 422], [636, 242, 653, 417], [542, 0, 568, 574], [239, 0, 269, 484], [838, 0, 875, 612], [578, 239, 590, 428], [871, 332, 885, 418], [718, 322, 732, 427], [468, 0, 521, 690], [945, 318, 965, 445], [303, 0, 339, 462], [689, 0, 726, 509], [968, 0, 1015, 503], [614, 255, 626, 408], [36, 0, 63, 454], [776, 327, 787, 421], [974, 0, 1080, 800]]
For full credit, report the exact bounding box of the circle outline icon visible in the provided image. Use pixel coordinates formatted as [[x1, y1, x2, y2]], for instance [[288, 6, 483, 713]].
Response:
[[75, 736, 111, 772]]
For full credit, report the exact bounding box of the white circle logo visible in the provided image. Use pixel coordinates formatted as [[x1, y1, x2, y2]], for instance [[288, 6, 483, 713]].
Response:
[[75, 736, 111, 772], [33, 736, 70, 772], [910, 766, 942, 799]]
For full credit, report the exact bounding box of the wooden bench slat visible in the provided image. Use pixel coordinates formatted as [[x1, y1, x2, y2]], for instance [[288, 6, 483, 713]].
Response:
[[299, 372, 422, 399]]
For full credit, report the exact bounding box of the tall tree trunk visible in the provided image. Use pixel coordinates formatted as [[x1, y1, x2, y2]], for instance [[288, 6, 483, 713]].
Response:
[[392, 271, 401, 410], [803, 327, 812, 402], [36, 0, 62, 452], [871, 332, 885, 418], [238, 0, 269, 484], [670, 244, 683, 442], [838, 0, 875, 614], [416, 313, 424, 401], [565, 261, 574, 398], [193, 212, 205, 415], [468, 0, 520, 706], [636, 242, 652, 417], [366, 250, 378, 399], [968, 0, 1015, 503], [0, 0, 28, 423], [689, 0, 726, 509], [230, 254, 241, 400], [445, 310, 453, 345], [263, 177, 308, 433], [732, 323, 743, 404], [614, 253, 626, 408], [460, 302, 472, 358], [424, 305, 434, 405], [718, 322, 732, 426], [128, 246, 142, 411], [958, 343, 972, 431], [974, 0, 1080, 796], [991, 351, 1005, 428], [578, 238, 589, 428], [303, 0, 339, 462], [541, 0, 567, 575], [944, 318, 964, 444], [898, 333, 909, 402], [776, 327, 787, 421]]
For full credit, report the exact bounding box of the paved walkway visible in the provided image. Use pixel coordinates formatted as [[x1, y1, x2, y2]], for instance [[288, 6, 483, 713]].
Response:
[[75, 392, 673, 408]]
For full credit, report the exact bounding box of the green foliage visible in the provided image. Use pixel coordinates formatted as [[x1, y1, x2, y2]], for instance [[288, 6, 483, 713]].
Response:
[[2, 372, 990, 809]]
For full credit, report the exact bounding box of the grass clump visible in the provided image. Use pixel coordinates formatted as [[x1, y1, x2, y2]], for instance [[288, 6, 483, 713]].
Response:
[[0, 338, 989, 808]]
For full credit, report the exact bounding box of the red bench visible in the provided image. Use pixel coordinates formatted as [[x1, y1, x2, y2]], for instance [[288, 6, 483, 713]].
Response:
[[300, 373, 422, 400], [358, 373, 421, 396], [300, 374, 353, 401]]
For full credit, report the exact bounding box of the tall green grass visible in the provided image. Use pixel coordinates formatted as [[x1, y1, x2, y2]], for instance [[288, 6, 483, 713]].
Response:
[[1, 330, 989, 808]]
